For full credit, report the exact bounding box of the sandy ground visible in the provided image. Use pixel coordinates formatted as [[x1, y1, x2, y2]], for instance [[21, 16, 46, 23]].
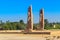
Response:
[[0, 34, 60, 40], [0, 34, 46, 40], [0, 30, 60, 40]]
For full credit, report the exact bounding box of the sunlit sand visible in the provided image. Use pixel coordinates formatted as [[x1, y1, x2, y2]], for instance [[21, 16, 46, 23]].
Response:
[[0, 30, 60, 40]]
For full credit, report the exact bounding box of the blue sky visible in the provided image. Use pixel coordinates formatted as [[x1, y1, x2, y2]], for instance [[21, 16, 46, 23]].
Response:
[[0, 0, 60, 23]]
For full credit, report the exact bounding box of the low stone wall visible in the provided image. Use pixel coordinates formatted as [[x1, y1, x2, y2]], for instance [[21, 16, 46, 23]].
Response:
[[0, 30, 23, 34], [0, 30, 60, 36]]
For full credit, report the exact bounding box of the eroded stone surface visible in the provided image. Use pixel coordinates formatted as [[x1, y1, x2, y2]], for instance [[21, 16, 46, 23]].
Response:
[[26, 5, 33, 32], [39, 9, 44, 30]]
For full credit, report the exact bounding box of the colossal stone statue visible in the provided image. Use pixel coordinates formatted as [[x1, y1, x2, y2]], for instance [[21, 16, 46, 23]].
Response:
[[26, 5, 33, 32], [39, 8, 44, 30]]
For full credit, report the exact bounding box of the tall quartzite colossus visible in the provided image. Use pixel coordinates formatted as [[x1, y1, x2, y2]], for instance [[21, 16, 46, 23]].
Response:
[[26, 5, 33, 31], [39, 9, 44, 30]]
